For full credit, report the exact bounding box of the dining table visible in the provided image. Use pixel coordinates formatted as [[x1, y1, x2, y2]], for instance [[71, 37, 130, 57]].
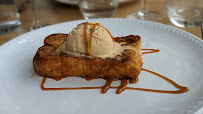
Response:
[[0, 0, 202, 46]]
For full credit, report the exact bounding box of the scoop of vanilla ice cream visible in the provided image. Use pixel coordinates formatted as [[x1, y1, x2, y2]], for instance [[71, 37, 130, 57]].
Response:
[[65, 22, 114, 56]]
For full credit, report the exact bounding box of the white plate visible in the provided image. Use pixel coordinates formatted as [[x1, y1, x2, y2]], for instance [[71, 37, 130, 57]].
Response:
[[0, 19, 203, 114], [54, 0, 134, 6]]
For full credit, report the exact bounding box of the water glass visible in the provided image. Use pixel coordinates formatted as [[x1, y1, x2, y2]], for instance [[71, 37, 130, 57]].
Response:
[[0, 0, 21, 34], [79, 0, 119, 19], [166, 0, 203, 28]]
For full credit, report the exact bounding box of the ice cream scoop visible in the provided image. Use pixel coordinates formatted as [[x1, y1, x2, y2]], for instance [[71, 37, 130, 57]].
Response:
[[65, 22, 114, 57]]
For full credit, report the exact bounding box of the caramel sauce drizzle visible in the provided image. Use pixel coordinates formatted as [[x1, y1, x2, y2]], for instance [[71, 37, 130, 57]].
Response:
[[89, 23, 100, 54], [138, 68, 189, 93], [50, 76, 68, 81], [41, 78, 101, 91], [41, 68, 188, 94], [141, 49, 160, 54], [116, 80, 128, 94], [84, 77, 98, 81], [101, 79, 113, 94], [82, 22, 115, 55], [41, 49, 189, 94], [84, 22, 90, 55], [129, 78, 139, 84]]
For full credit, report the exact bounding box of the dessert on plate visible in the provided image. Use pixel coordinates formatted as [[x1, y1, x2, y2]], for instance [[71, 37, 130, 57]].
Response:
[[33, 22, 143, 80], [33, 22, 189, 94]]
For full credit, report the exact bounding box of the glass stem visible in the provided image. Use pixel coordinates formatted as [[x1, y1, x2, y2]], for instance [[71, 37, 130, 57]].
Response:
[[31, 0, 41, 29], [138, 0, 148, 16]]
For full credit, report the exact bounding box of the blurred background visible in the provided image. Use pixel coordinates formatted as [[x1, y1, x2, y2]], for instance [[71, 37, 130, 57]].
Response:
[[0, 0, 202, 46]]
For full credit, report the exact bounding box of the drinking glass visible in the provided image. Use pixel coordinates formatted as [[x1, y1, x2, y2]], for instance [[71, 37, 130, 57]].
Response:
[[0, 0, 21, 34], [166, 0, 203, 28], [79, 0, 119, 19], [126, 0, 161, 20], [28, 0, 41, 31]]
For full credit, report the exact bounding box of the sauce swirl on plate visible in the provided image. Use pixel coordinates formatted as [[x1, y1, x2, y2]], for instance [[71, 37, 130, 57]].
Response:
[[41, 49, 189, 94]]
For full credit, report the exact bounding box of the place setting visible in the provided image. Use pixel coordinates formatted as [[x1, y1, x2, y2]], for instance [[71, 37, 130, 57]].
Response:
[[0, 0, 203, 114]]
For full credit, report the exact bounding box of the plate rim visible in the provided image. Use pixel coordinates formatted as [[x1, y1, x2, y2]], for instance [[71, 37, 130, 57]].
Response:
[[0, 18, 203, 114]]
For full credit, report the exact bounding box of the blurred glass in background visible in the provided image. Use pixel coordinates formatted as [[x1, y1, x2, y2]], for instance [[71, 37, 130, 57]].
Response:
[[16, 0, 46, 32], [166, 0, 203, 28], [0, 0, 21, 34], [15, 0, 30, 13], [79, 0, 119, 19], [126, 0, 161, 21]]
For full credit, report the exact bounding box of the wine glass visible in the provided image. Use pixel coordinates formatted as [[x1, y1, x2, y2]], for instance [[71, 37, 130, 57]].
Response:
[[126, 0, 161, 20], [28, 0, 41, 31]]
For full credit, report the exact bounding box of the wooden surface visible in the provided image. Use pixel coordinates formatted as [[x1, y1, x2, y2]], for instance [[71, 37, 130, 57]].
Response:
[[0, 0, 202, 46]]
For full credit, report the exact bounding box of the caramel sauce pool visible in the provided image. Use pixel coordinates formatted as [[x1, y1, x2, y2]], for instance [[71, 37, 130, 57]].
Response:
[[40, 49, 189, 94]]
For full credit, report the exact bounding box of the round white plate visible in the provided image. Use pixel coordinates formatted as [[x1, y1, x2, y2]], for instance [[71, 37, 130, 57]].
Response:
[[54, 0, 135, 6], [0, 19, 203, 114]]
